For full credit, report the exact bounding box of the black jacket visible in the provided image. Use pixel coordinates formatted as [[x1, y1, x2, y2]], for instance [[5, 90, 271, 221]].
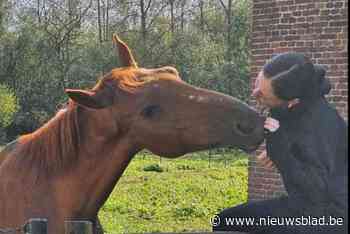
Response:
[[266, 97, 348, 215]]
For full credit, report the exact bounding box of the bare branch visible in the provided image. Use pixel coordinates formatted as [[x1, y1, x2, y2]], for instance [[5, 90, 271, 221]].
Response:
[[218, 0, 228, 15], [145, 0, 152, 15], [146, 3, 168, 29]]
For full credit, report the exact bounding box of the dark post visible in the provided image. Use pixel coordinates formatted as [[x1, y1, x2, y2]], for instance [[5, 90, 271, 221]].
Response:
[[24, 218, 48, 234], [65, 221, 93, 234]]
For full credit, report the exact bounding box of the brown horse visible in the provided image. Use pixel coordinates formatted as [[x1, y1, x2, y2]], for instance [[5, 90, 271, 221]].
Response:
[[0, 35, 264, 234]]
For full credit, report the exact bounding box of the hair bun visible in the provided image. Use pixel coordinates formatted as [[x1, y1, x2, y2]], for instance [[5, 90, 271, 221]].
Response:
[[265, 52, 331, 100]]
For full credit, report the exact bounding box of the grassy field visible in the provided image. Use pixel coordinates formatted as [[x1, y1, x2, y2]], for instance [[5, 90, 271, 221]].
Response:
[[98, 151, 249, 234], [1, 145, 249, 233]]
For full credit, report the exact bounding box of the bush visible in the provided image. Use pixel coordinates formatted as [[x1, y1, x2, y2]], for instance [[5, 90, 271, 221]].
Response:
[[0, 84, 19, 141], [143, 164, 164, 173]]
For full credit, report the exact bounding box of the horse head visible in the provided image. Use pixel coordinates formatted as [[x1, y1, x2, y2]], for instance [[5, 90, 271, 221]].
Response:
[[65, 35, 265, 157]]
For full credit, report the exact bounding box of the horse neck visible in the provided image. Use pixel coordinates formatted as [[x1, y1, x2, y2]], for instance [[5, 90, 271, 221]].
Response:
[[53, 107, 139, 219]]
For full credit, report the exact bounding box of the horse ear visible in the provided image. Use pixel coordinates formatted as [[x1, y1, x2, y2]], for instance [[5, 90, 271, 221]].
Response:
[[112, 34, 138, 68], [65, 87, 114, 109]]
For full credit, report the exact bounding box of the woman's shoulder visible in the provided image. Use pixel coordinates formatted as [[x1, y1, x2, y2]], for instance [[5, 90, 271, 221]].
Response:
[[295, 98, 347, 144], [304, 98, 344, 125]]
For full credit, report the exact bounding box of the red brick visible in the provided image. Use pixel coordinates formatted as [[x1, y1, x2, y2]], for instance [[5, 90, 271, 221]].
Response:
[[336, 83, 349, 90], [253, 54, 272, 60], [334, 2, 344, 8], [297, 17, 306, 23], [313, 53, 322, 58], [281, 6, 289, 12], [289, 5, 297, 11], [280, 41, 288, 46], [312, 21, 330, 28], [273, 47, 293, 53], [320, 34, 338, 40], [340, 9, 348, 17], [335, 58, 348, 64], [317, 58, 337, 64], [293, 11, 302, 17], [298, 3, 316, 11], [252, 48, 274, 55], [268, 36, 284, 42], [279, 0, 294, 7], [252, 37, 268, 43], [284, 35, 301, 40], [302, 9, 320, 16], [323, 27, 343, 34], [296, 41, 305, 47], [277, 24, 292, 30], [281, 17, 297, 24], [253, 60, 267, 67], [254, 2, 276, 9], [253, 25, 269, 32], [341, 90, 348, 96], [249, 189, 267, 195], [287, 41, 296, 46], [328, 71, 346, 76], [251, 43, 270, 49], [295, 0, 313, 4]]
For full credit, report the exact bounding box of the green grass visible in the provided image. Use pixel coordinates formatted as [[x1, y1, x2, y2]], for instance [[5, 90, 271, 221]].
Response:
[[99, 151, 249, 233]]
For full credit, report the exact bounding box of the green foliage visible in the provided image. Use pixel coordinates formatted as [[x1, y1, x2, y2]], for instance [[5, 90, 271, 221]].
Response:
[[0, 84, 18, 128], [143, 164, 164, 173], [232, 158, 249, 167], [0, 84, 18, 142], [0, 1, 253, 138], [99, 151, 249, 233]]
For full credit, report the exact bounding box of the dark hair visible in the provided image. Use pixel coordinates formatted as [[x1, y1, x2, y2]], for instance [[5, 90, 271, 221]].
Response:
[[263, 52, 331, 100]]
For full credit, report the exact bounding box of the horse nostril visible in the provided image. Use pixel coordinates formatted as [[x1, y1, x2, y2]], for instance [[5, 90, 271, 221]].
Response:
[[236, 123, 255, 136]]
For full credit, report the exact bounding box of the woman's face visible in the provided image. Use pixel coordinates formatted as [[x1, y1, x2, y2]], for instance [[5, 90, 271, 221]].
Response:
[[252, 71, 285, 109]]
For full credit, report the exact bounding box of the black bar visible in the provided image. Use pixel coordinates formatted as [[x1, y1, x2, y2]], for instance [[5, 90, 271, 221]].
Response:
[[141, 232, 246, 234], [24, 218, 48, 234], [64, 221, 93, 234]]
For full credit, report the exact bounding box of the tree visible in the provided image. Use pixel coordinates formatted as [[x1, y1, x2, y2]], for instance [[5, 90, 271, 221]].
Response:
[[218, 0, 233, 60], [0, 0, 9, 36], [0, 0, 253, 139], [0, 1, 3, 34], [97, 0, 102, 43], [140, 0, 152, 40]]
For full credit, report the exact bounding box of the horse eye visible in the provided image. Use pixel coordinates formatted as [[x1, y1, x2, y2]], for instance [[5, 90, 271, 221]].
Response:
[[141, 105, 161, 118]]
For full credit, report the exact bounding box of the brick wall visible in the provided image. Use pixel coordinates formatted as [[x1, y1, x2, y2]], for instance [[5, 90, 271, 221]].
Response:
[[248, 0, 348, 201]]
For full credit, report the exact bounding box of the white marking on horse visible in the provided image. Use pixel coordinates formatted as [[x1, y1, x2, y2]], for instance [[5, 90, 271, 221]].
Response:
[[188, 95, 196, 100]]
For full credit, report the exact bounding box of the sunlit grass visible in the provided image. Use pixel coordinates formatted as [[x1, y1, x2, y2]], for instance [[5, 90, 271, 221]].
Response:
[[99, 151, 249, 233]]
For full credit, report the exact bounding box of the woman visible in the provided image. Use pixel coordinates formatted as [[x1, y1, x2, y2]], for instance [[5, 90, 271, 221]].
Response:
[[213, 52, 348, 233]]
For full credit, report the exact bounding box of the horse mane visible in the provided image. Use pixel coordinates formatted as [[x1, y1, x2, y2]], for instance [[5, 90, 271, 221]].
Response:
[[8, 69, 140, 178], [11, 101, 81, 177], [106, 68, 175, 93], [8, 67, 179, 178]]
